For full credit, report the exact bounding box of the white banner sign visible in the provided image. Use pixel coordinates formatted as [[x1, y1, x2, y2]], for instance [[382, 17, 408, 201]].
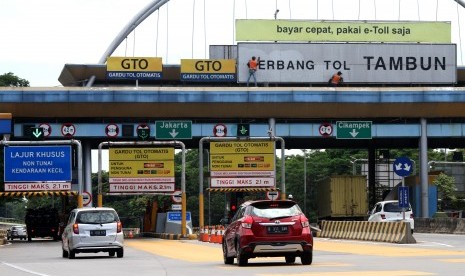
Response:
[[210, 177, 275, 187], [237, 43, 456, 83], [109, 177, 175, 183], [5, 182, 71, 191], [109, 183, 175, 193]]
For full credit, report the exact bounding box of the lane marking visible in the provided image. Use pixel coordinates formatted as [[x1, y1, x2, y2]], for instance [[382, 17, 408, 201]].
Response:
[[437, 258, 465, 263], [316, 239, 465, 257], [257, 271, 433, 276], [1, 262, 51, 276]]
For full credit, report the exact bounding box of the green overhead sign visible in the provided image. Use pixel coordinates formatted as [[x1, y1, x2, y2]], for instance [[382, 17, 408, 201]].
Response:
[[336, 121, 372, 139], [156, 121, 192, 139]]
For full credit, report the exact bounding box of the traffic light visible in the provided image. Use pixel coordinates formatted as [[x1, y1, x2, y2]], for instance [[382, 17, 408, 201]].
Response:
[[229, 192, 238, 217], [137, 128, 150, 140], [30, 127, 45, 140], [237, 123, 250, 137]]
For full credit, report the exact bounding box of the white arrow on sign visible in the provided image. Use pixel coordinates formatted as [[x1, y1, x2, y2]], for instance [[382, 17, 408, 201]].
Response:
[[395, 162, 411, 172], [350, 129, 359, 137], [169, 129, 179, 138]]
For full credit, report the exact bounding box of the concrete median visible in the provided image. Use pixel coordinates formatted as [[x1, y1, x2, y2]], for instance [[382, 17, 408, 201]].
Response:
[[414, 218, 465, 234], [319, 220, 416, 244]]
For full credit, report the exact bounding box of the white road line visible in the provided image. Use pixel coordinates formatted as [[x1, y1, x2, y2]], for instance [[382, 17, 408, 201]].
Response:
[[1, 262, 51, 276]]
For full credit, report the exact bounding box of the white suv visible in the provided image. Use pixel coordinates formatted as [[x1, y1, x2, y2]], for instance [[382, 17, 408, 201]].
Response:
[[62, 207, 124, 259], [368, 200, 414, 232]]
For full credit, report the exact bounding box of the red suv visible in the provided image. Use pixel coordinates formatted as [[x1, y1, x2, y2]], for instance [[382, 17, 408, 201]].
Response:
[[222, 200, 313, 266]]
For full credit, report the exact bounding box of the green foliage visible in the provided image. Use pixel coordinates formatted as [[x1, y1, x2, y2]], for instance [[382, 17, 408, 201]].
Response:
[[433, 173, 457, 200], [0, 72, 30, 87]]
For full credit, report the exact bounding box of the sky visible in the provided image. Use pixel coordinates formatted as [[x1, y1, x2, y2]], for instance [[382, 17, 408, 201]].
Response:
[[1, 0, 465, 87]]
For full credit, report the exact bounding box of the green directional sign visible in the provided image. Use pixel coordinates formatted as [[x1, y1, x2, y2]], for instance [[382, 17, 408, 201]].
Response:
[[237, 124, 250, 137], [336, 121, 372, 139], [156, 121, 192, 139], [30, 127, 45, 140]]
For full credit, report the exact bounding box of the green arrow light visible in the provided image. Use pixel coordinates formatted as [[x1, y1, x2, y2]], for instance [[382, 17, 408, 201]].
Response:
[[240, 126, 248, 135], [31, 127, 44, 140], [137, 129, 150, 140]]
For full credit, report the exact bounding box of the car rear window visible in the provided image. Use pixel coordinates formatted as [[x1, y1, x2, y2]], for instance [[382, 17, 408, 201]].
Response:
[[250, 201, 302, 219], [384, 202, 411, 212], [76, 210, 119, 224]]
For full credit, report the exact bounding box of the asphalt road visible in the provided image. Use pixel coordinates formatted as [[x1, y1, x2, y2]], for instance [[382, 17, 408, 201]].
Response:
[[1, 234, 464, 276]]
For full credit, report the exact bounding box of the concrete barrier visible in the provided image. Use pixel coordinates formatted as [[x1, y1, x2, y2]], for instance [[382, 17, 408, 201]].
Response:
[[319, 220, 416, 244], [0, 229, 7, 245], [414, 218, 465, 234]]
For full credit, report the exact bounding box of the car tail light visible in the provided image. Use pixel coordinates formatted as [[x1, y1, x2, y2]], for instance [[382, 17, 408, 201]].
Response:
[[380, 214, 386, 219], [241, 215, 253, 229], [300, 216, 310, 228], [117, 221, 122, 233], [73, 223, 79, 234]]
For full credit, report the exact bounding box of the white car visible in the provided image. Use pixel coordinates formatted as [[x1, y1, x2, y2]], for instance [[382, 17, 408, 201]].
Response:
[[62, 207, 124, 259], [368, 200, 414, 232]]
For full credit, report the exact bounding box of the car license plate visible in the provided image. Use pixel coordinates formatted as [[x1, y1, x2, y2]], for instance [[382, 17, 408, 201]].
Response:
[[267, 226, 288, 234], [90, 230, 106, 236]]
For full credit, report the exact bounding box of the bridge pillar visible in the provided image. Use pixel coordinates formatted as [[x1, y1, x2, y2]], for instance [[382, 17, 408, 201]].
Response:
[[420, 118, 429, 218]]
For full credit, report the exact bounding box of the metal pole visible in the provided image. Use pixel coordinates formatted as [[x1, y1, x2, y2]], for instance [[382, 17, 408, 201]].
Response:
[[420, 118, 429, 218], [303, 149, 307, 214]]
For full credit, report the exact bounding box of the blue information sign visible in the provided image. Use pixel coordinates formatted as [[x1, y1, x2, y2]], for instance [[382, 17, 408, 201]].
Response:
[[0, 119, 11, 134], [4, 146, 72, 182], [167, 211, 191, 222], [393, 156, 413, 177], [398, 186, 410, 208]]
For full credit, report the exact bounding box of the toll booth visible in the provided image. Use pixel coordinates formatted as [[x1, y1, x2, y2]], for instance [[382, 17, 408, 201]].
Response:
[[405, 175, 438, 218], [156, 211, 193, 235]]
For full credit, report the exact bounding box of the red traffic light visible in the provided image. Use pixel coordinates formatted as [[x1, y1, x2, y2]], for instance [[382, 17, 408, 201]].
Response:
[[231, 205, 237, 211]]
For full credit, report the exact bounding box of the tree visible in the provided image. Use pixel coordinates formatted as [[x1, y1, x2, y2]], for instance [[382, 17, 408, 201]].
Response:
[[433, 172, 457, 210], [0, 72, 30, 87]]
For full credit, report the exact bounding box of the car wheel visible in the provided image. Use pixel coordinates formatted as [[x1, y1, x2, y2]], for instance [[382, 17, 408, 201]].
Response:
[[285, 256, 296, 264], [301, 251, 313, 265], [68, 249, 75, 259], [109, 251, 115, 257], [62, 248, 69, 258], [236, 241, 248, 266], [222, 241, 234, 265], [117, 248, 124, 258]]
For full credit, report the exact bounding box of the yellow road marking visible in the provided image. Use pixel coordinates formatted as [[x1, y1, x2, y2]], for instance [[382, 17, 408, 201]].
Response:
[[258, 271, 433, 276], [316, 239, 465, 257], [437, 258, 465, 263], [126, 239, 223, 262]]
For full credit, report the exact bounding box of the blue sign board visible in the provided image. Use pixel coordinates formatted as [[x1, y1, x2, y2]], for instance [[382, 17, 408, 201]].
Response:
[[0, 119, 11, 134], [4, 146, 72, 182], [167, 211, 191, 222], [393, 156, 413, 177], [398, 186, 410, 208]]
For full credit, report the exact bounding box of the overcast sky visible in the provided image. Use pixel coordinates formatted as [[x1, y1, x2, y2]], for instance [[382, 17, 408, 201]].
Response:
[[1, 0, 465, 87]]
